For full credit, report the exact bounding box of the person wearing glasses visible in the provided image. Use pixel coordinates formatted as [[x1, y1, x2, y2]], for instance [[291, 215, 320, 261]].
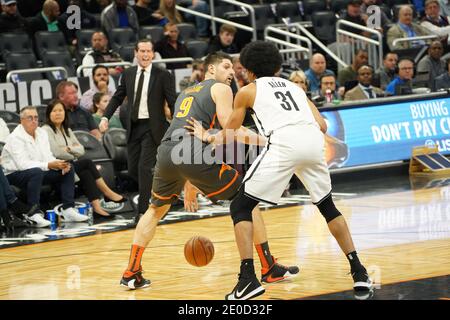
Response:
[[385, 59, 415, 95], [1, 106, 88, 228]]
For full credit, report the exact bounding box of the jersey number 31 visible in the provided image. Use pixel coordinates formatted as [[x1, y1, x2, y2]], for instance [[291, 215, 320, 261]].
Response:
[[274, 91, 299, 111]]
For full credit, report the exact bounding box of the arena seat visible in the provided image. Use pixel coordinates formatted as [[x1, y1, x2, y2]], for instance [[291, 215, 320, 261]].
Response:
[[0, 32, 33, 62], [330, 0, 350, 15], [74, 130, 116, 189], [108, 28, 138, 52], [34, 105, 47, 126], [275, 2, 303, 24], [34, 31, 69, 60], [302, 0, 327, 20], [41, 50, 76, 80], [0, 110, 20, 124], [177, 23, 198, 41], [6, 122, 18, 133], [119, 45, 135, 63], [139, 25, 164, 43], [253, 4, 277, 34], [76, 29, 97, 58], [186, 40, 208, 59], [312, 11, 337, 44], [4, 52, 43, 83]]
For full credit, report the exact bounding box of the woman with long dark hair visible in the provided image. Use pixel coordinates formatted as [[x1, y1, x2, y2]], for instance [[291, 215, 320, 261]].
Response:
[[42, 99, 127, 220]]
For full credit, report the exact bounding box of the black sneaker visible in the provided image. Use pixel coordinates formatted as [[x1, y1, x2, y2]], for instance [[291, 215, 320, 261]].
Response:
[[120, 270, 151, 290], [261, 259, 299, 284], [225, 274, 265, 300], [352, 268, 373, 291]]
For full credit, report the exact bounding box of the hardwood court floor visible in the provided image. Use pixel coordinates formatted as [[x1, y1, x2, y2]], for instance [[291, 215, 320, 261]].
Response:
[[0, 186, 449, 300]]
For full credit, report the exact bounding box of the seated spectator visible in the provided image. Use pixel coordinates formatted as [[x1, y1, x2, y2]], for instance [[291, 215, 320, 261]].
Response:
[[179, 59, 205, 91], [26, 0, 76, 46], [101, 0, 139, 37], [434, 57, 450, 90], [42, 99, 126, 220], [0, 0, 27, 33], [412, 0, 426, 17], [313, 74, 341, 104], [289, 70, 309, 92], [386, 58, 415, 95], [1, 106, 88, 227], [440, 0, 450, 17], [340, 0, 373, 37], [0, 118, 9, 142], [178, 0, 211, 38], [207, 24, 239, 54], [375, 52, 399, 90], [82, 31, 124, 77], [338, 49, 369, 88], [154, 22, 189, 69], [0, 164, 34, 230], [305, 53, 336, 96], [56, 81, 102, 140], [133, 0, 159, 26], [417, 40, 446, 89], [92, 92, 122, 129], [232, 56, 249, 90], [80, 65, 116, 112], [387, 5, 431, 50], [421, 0, 450, 45], [153, 0, 183, 25], [361, 0, 392, 32], [344, 65, 384, 101]]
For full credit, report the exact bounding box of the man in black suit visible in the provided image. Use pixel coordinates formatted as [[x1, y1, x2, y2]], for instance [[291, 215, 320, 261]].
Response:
[[99, 39, 177, 218]]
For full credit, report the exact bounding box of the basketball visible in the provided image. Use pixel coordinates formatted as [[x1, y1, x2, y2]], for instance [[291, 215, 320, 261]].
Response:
[[184, 236, 215, 267]]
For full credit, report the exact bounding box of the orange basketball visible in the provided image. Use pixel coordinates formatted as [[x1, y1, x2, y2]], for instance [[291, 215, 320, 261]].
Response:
[[184, 236, 215, 267]]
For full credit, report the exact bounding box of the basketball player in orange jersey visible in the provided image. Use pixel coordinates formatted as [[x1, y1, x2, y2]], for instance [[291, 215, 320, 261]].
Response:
[[189, 41, 373, 300], [120, 52, 299, 290]]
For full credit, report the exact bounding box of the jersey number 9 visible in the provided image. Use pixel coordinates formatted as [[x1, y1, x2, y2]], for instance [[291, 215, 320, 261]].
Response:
[[176, 96, 194, 118]]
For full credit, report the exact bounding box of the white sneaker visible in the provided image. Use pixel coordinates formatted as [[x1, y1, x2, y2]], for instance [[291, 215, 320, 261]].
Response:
[[61, 207, 89, 222], [26, 213, 51, 228]]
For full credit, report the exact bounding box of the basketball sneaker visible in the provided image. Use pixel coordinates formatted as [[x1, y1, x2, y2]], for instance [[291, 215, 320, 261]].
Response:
[[225, 274, 265, 300], [120, 270, 151, 290], [261, 257, 299, 283], [351, 268, 373, 291]]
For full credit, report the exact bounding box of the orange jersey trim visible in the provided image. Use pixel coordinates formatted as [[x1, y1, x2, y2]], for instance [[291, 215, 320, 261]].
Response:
[[206, 170, 239, 198], [152, 191, 179, 200]]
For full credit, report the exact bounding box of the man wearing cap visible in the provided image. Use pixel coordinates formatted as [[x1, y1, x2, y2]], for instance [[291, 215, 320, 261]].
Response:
[[0, 0, 27, 33]]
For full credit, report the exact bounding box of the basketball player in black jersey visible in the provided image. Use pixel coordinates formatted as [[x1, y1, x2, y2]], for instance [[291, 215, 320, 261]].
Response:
[[120, 52, 299, 291]]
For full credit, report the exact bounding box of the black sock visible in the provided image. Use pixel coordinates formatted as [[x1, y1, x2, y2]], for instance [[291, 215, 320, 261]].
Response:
[[346, 251, 364, 272], [240, 259, 255, 278]]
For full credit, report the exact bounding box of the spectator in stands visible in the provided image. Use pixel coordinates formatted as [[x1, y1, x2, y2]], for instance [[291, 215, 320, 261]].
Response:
[[1, 106, 88, 227], [421, 0, 450, 45], [178, 0, 211, 38], [80, 65, 116, 112], [417, 40, 446, 89], [361, 0, 391, 32], [133, 0, 159, 26], [387, 5, 431, 50], [179, 58, 205, 91], [154, 22, 189, 69], [0, 118, 9, 142], [385, 58, 415, 95], [82, 31, 124, 76], [305, 53, 336, 95], [16, 0, 45, 18], [43, 99, 126, 220], [81, 0, 111, 14], [26, 0, 76, 46], [232, 56, 249, 90], [412, 0, 426, 17], [313, 74, 341, 104], [340, 0, 373, 37], [289, 70, 309, 92], [153, 0, 183, 25], [338, 49, 369, 88], [207, 24, 239, 54], [434, 57, 450, 90], [0, 0, 27, 33], [344, 65, 384, 101], [92, 92, 122, 129], [375, 52, 399, 90], [439, 0, 450, 17], [56, 81, 102, 140], [101, 0, 139, 37]]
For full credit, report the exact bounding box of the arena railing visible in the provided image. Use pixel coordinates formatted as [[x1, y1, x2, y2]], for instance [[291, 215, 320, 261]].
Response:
[[177, 0, 257, 41], [76, 61, 133, 77], [336, 20, 383, 71], [6, 67, 68, 83], [264, 25, 312, 62], [391, 35, 439, 49]]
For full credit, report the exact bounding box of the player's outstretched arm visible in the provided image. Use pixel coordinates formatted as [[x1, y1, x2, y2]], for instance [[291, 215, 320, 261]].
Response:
[[307, 98, 327, 133]]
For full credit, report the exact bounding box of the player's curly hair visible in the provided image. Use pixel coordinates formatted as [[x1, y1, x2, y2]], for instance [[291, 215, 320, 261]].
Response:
[[239, 41, 282, 78]]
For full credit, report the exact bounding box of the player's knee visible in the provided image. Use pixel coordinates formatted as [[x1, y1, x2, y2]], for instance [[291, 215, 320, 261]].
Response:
[[315, 193, 342, 223], [230, 187, 258, 226]]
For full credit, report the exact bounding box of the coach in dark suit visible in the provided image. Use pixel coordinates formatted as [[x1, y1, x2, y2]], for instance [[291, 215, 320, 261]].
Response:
[[99, 39, 177, 217]]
